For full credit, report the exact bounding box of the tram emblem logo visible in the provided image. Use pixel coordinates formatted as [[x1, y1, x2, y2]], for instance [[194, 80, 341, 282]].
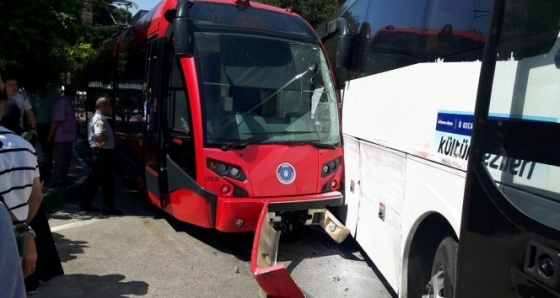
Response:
[[277, 163, 296, 184]]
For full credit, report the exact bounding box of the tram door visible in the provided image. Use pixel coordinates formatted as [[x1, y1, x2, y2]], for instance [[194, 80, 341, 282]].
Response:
[[144, 39, 164, 203], [456, 0, 560, 297]]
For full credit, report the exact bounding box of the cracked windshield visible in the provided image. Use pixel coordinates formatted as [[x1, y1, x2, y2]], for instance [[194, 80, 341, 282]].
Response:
[[196, 32, 340, 147]]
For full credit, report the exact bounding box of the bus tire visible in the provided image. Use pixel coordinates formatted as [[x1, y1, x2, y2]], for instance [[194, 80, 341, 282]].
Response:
[[426, 236, 458, 298]]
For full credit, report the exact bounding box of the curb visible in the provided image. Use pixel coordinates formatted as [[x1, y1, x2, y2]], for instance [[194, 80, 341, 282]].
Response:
[[42, 147, 89, 210]]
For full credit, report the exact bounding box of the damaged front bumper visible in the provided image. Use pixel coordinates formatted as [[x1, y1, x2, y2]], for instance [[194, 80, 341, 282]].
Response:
[[250, 201, 350, 297]]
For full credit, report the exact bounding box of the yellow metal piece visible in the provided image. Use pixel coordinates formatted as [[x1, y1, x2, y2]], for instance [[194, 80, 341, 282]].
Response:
[[306, 209, 350, 244], [255, 212, 280, 268]]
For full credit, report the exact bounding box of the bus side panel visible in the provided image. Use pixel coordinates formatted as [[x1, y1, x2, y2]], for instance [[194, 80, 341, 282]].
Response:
[[341, 135, 361, 235], [402, 156, 465, 242], [341, 62, 482, 172], [354, 141, 406, 292]]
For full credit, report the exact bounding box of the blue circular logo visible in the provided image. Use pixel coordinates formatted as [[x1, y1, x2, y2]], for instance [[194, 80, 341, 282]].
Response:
[[277, 163, 296, 184]]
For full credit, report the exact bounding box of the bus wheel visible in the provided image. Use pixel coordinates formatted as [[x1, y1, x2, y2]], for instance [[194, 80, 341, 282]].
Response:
[[423, 236, 458, 298]]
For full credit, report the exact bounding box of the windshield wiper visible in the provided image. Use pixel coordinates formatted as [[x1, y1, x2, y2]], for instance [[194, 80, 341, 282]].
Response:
[[220, 141, 249, 151], [246, 130, 318, 135], [309, 142, 337, 149], [211, 130, 334, 150], [277, 140, 337, 149], [210, 134, 268, 151]]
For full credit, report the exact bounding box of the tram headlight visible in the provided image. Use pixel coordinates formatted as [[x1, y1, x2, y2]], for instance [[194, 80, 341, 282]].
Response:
[[229, 167, 240, 178], [321, 157, 342, 178], [207, 159, 246, 181], [217, 163, 228, 174]]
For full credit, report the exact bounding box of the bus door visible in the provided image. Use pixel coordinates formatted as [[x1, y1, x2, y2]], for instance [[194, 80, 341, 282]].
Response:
[[456, 1, 560, 297]]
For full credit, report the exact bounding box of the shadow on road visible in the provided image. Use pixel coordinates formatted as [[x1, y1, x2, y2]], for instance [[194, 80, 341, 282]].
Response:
[[38, 273, 149, 298], [52, 233, 89, 263]]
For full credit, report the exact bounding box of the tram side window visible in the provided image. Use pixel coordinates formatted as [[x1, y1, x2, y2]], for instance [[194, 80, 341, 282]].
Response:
[[361, 0, 427, 76], [167, 57, 191, 134], [116, 46, 146, 134]]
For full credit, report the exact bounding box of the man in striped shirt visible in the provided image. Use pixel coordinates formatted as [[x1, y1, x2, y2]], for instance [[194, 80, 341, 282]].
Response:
[[47, 85, 78, 187], [0, 89, 43, 278]]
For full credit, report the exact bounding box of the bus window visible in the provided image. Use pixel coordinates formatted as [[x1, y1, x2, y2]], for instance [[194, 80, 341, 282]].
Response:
[[483, 2, 560, 230], [362, 0, 427, 76], [457, 1, 560, 296], [422, 0, 491, 62]]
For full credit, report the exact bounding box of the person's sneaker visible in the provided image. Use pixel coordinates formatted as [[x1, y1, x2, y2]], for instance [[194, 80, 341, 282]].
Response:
[[101, 208, 123, 215], [26, 281, 40, 295], [79, 205, 100, 212]]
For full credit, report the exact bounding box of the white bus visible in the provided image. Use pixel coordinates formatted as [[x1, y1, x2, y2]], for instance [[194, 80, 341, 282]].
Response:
[[317, 0, 493, 297]]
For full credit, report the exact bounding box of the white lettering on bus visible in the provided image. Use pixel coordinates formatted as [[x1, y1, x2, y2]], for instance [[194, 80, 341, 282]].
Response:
[[437, 120, 454, 126]]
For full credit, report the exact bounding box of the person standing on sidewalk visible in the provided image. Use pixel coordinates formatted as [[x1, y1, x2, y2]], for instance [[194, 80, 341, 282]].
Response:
[[3, 74, 38, 133], [0, 95, 22, 134], [31, 85, 58, 183], [81, 97, 122, 215], [47, 85, 77, 188]]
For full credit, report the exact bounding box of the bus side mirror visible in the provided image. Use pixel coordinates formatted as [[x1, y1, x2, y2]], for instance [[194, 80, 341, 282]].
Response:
[[318, 18, 353, 70], [351, 22, 371, 73], [172, 0, 194, 57], [335, 33, 353, 70]]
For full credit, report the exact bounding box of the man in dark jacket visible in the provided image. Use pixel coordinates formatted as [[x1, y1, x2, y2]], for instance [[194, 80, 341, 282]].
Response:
[[0, 97, 23, 134]]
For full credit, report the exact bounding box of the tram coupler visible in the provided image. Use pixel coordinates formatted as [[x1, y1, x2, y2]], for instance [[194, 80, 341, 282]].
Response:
[[250, 203, 350, 298], [305, 208, 350, 244]]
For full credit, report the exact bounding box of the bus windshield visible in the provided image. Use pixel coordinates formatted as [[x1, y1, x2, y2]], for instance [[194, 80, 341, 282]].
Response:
[[196, 32, 340, 147]]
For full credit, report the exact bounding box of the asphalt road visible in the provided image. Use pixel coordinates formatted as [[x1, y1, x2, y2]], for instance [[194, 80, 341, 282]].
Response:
[[34, 173, 396, 298]]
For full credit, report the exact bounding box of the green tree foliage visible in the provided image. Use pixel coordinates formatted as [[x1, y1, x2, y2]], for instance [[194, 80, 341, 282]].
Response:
[[0, 0, 86, 91], [0, 0, 125, 92], [94, 4, 132, 26], [111, 6, 133, 24], [258, 0, 345, 28]]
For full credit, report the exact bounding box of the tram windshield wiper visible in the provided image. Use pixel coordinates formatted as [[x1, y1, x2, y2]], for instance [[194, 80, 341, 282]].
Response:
[[246, 131, 338, 149], [246, 130, 318, 135], [274, 140, 337, 149], [210, 134, 266, 151], [309, 142, 337, 149], [220, 141, 249, 151], [210, 131, 334, 151]]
